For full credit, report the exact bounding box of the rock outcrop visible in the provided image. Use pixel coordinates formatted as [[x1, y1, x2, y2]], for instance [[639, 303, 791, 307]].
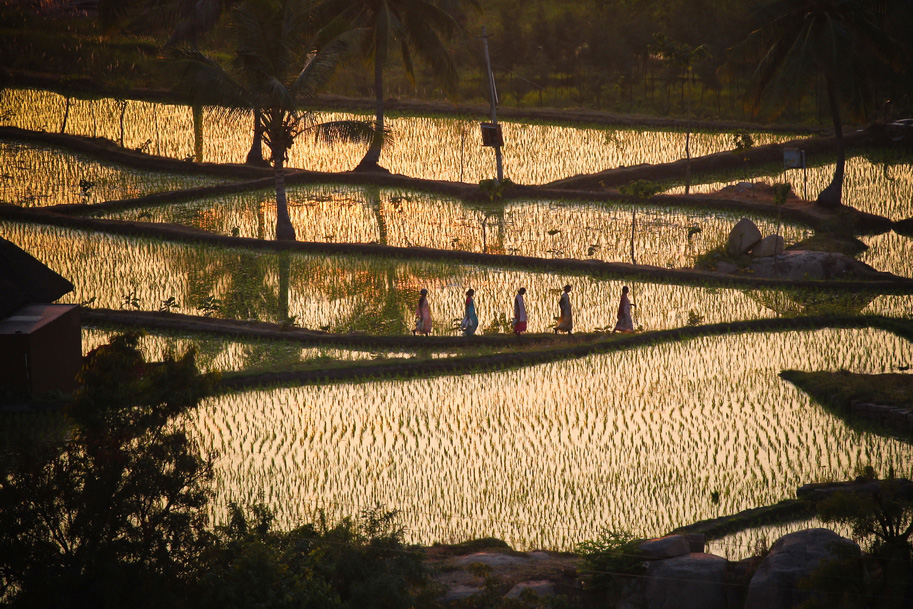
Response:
[[726, 218, 762, 255], [744, 528, 864, 609], [646, 553, 729, 609], [751, 234, 784, 258]]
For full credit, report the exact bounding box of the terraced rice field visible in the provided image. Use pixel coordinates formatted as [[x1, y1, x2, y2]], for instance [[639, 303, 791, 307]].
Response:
[[0, 139, 232, 207], [100, 184, 810, 266], [1, 87, 797, 184], [192, 327, 913, 551], [4, 219, 807, 333], [4, 97, 913, 560]]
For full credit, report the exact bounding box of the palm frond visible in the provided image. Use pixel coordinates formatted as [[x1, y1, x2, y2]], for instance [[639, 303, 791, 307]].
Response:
[[167, 0, 228, 47], [292, 27, 364, 102], [309, 120, 391, 146], [167, 46, 251, 109]]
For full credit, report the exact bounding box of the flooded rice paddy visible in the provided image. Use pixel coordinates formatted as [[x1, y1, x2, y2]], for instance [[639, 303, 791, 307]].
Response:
[[5, 88, 913, 557], [663, 149, 913, 222], [1, 87, 796, 184], [192, 327, 913, 552], [4, 219, 808, 333], [100, 184, 809, 266], [0, 139, 231, 207]]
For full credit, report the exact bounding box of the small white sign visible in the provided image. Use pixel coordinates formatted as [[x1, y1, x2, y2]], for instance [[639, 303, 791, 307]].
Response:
[[783, 148, 806, 169]]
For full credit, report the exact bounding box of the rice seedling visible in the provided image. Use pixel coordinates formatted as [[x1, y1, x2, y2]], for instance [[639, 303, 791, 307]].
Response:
[[178, 327, 913, 552], [0, 140, 231, 207], [2, 87, 798, 185]]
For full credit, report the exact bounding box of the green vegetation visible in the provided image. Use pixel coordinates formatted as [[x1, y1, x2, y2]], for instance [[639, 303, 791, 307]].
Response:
[[4, 0, 912, 124], [575, 530, 644, 602], [779, 369, 913, 413], [813, 473, 913, 609], [0, 333, 218, 608]]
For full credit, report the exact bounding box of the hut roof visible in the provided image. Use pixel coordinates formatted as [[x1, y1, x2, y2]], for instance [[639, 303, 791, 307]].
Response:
[[0, 236, 74, 319]]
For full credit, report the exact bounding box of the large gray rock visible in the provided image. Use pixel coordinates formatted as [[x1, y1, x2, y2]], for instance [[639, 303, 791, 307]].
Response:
[[751, 234, 784, 257], [646, 553, 729, 609], [639, 535, 691, 560], [726, 218, 762, 255], [505, 580, 555, 599], [750, 250, 884, 280], [744, 528, 864, 609]]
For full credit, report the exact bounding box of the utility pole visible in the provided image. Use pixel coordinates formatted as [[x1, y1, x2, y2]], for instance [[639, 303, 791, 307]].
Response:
[[479, 26, 503, 183]]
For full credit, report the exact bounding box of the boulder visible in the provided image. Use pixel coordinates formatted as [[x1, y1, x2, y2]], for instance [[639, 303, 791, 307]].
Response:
[[645, 553, 729, 609], [726, 218, 762, 255], [505, 580, 555, 599], [749, 250, 885, 280], [751, 234, 784, 257], [638, 535, 691, 560], [714, 261, 739, 274], [744, 528, 864, 609], [454, 552, 529, 568]]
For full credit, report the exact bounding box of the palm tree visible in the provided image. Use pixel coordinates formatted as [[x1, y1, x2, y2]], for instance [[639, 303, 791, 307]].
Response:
[[169, 0, 376, 240], [320, 0, 477, 173], [737, 0, 893, 208]]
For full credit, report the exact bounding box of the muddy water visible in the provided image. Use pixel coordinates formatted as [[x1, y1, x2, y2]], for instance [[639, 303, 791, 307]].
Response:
[[192, 327, 913, 550]]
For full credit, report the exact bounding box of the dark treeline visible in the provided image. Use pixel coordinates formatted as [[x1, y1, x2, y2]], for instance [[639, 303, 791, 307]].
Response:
[[1, 0, 912, 124], [329, 0, 913, 124]]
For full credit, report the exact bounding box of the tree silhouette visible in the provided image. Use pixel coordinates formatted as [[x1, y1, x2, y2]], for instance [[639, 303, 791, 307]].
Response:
[[170, 0, 376, 240]]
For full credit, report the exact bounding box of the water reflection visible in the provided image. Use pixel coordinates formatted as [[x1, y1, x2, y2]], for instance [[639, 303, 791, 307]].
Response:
[[0, 140, 230, 207], [100, 184, 809, 267], [1, 88, 796, 184], [191, 328, 913, 550], [663, 149, 913, 222], [3, 219, 797, 334]]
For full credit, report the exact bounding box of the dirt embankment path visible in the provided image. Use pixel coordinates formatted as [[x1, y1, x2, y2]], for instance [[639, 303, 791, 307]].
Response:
[[4, 204, 910, 290], [546, 129, 878, 190], [81, 309, 909, 391], [0, 124, 897, 236], [7, 70, 825, 134]]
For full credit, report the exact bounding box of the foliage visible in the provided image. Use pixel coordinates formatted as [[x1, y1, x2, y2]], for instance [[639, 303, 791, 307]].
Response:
[[575, 529, 644, 597], [319, 0, 478, 169], [479, 177, 515, 201], [199, 504, 436, 609], [618, 179, 660, 201], [0, 333, 219, 609], [168, 0, 376, 240], [813, 474, 913, 608]]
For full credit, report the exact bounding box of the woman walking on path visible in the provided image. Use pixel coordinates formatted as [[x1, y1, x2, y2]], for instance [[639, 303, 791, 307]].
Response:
[[554, 284, 573, 334], [513, 288, 527, 335], [613, 285, 635, 333], [413, 288, 432, 335], [461, 289, 478, 336]]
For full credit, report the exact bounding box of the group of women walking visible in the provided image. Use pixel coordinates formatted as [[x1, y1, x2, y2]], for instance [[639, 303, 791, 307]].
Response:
[[412, 285, 635, 336]]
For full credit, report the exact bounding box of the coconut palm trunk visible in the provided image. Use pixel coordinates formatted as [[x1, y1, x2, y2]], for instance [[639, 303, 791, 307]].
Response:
[[356, 45, 387, 172], [816, 75, 845, 208], [273, 154, 296, 241], [246, 110, 267, 166]]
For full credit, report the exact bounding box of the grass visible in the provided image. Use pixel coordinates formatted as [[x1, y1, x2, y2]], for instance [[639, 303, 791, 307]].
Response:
[[779, 369, 913, 412]]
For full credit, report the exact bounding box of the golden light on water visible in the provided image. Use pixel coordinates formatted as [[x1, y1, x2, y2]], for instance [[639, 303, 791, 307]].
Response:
[[2, 88, 795, 184], [191, 328, 913, 552], [4, 84, 913, 558]]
